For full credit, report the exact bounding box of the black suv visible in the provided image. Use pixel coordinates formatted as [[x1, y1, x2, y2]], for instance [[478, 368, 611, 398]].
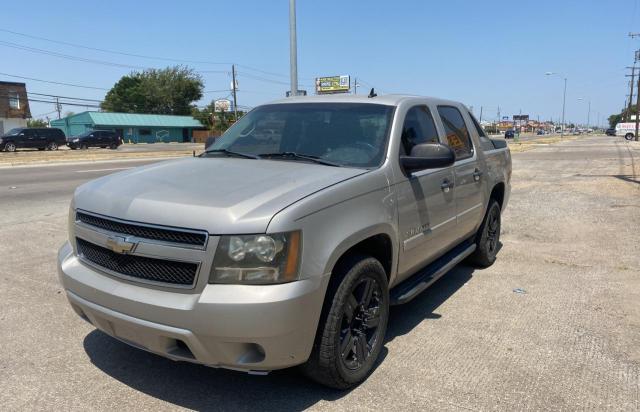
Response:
[[0, 127, 66, 152], [67, 130, 122, 150], [505, 130, 515, 139]]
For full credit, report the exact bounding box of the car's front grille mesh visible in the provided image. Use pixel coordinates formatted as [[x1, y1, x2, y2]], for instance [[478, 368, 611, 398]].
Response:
[[76, 238, 198, 286], [76, 211, 207, 247]]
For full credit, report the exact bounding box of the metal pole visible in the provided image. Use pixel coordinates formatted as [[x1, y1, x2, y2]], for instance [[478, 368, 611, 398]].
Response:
[[635, 76, 640, 141], [231, 64, 238, 121], [289, 0, 298, 96], [586, 100, 590, 130], [561, 78, 567, 138], [354, 77, 357, 95]]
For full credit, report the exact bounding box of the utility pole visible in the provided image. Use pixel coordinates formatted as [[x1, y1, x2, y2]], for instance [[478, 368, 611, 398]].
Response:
[[626, 67, 636, 121], [354, 77, 358, 95], [288, 0, 298, 96], [636, 76, 640, 141], [479, 106, 483, 123], [586, 100, 591, 130], [55, 97, 61, 119], [231, 64, 238, 121]]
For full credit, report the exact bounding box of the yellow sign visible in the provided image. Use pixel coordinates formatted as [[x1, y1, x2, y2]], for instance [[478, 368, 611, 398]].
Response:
[[315, 75, 350, 94]]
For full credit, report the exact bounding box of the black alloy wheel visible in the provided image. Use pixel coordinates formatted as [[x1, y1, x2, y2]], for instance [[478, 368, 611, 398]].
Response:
[[339, 277, 384, 371]]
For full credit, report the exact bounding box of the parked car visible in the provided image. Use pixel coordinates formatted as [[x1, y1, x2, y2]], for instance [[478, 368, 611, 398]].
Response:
[[67, 130, 122, 150], [605, 128, 616, 136], [536, 130, 545, 135], [505, 129, 515, 139], [0, 127, 66, 152], [57, 94, 512, 389]]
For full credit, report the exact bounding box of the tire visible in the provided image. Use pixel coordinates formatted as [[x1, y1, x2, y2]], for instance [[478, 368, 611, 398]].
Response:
[[625, 133, 634, 141], [46, 141, 58, 151], [302, 255, 389, 389], [109, 143, 117, 150], [4, 142, 16, 152], [467, 199, 501, 267], [80, 143, 88, 150]]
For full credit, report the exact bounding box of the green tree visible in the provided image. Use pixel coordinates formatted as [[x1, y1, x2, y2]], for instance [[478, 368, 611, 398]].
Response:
[[608, 113, 622, 128], [102, 66, 204, 115], [27, 118, 48, 128]]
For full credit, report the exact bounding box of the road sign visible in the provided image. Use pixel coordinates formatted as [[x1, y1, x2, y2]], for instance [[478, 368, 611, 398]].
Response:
[[286, 90, 307, 97], [214, 99, 231, 112], [315, 75, 350, 94]]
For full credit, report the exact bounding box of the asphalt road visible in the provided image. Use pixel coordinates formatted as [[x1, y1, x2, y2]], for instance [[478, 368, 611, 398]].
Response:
[[1, 136, 639, 411]]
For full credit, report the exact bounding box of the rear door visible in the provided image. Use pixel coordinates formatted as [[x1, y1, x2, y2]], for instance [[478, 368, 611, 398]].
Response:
[[436, 105, 486, 241], [22, 129, 38, 148], [396, 105, 457, 280]]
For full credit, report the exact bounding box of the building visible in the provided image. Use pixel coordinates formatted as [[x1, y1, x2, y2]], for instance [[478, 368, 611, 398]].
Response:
[[0, 81, 31, 135], [50, 111, 204, 143]]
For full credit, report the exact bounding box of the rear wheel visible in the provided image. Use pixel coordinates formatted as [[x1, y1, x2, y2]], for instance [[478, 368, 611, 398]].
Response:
[[467, 199, 501, 267], [625, 133, 634, 141], [4, 142, 16, 152], [46, 141, 58, 151], [109, 142, 118, 150], [302, 255, 389, 389]]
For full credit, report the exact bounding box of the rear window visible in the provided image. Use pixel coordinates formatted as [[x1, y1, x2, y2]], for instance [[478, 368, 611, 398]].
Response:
[[437, 106, 474, 160]]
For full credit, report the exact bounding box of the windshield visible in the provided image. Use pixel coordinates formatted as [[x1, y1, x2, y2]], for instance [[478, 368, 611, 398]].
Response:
[[209, 103, 395, 168], [5, 128, 23, 136]]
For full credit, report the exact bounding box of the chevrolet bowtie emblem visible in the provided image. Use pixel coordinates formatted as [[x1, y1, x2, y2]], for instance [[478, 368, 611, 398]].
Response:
[[105, 235, 137, 254]]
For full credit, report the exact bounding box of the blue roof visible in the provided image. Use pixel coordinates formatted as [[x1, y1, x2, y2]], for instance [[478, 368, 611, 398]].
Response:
[[86, 112, 203, 128]]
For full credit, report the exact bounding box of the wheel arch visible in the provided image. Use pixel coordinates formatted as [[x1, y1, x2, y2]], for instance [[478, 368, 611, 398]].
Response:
[[489, 182, 505, 210]]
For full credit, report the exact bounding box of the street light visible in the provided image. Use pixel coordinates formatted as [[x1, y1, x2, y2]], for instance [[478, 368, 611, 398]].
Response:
[[577, 97, 591, 130], [545, 72, 567, 138]]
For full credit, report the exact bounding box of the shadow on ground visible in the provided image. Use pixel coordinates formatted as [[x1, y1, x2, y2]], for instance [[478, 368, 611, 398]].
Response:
[[83, 262, 481, 411]]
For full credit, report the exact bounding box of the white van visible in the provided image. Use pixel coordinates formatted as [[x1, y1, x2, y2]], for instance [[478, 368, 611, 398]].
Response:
[[615, 122, 637, 140]]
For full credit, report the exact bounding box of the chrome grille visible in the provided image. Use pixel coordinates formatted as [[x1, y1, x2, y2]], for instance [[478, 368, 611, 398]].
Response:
[[76, 211, 207, 247], [76, 238, 198, 286]]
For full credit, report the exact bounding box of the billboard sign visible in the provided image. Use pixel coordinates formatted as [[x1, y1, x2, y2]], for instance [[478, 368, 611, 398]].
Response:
[[315, 75, 350, 94], [513, 114, 529, 121], [214, 99, 232, 112]]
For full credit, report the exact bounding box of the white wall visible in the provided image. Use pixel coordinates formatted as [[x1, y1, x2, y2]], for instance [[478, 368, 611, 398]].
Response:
[[0, 118, 27, 135]]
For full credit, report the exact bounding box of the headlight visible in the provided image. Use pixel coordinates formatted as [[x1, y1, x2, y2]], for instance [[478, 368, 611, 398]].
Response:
[[210, 231, 301, 284]]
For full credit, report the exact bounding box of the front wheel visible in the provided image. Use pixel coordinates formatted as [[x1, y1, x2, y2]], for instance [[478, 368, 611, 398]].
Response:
[[302, 255, 389, 389], [467, 199, 501, 267], [46, 142, 58, 151], [625, 133, 634, 141]]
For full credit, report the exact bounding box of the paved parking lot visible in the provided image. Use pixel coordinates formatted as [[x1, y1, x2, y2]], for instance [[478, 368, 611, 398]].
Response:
[[0, 135, 638, 411]]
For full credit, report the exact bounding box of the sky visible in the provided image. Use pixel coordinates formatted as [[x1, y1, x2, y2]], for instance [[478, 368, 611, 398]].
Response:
[[1, 0, 638, 126]]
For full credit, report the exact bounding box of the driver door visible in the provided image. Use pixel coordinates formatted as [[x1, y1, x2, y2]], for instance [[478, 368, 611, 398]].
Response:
[[396, 105, 457, 281]]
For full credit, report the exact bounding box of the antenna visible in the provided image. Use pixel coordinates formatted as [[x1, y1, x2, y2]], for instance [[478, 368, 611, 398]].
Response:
[[368, 88, 377, 98]]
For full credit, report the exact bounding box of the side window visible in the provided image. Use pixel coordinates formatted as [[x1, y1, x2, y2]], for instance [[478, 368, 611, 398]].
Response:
[[400, 106, 440, 155], [468, 111, 495, 152], [437, 106, 474, 160]]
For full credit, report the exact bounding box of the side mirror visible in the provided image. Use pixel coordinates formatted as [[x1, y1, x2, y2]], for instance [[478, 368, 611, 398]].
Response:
[[400, 143, 455, 174]]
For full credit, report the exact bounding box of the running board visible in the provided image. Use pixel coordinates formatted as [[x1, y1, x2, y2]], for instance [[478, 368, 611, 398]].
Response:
[[390, 240, 476, 305]]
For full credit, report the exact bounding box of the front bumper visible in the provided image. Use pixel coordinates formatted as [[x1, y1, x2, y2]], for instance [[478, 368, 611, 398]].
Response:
[[57, 241, 329, 371]]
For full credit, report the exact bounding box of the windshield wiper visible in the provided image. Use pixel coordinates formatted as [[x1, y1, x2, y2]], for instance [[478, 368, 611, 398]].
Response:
[[258, 152, 342, 167], [202, 149, 260, 159]]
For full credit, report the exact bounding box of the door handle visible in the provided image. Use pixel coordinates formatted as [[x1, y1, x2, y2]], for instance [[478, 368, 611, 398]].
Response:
[[441, 180, 454, 193], [473, 169, 483, 182]]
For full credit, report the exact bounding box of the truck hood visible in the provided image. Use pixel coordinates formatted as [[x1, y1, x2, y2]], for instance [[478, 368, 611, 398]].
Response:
[[74, 157, 367, 234]]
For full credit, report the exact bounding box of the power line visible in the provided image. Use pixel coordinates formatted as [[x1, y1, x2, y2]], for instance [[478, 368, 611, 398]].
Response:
[[0, 40, 149, 69], [0, 28, 232, 65], [0, 72, 109, 90], [0, 29, 311, 81]]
